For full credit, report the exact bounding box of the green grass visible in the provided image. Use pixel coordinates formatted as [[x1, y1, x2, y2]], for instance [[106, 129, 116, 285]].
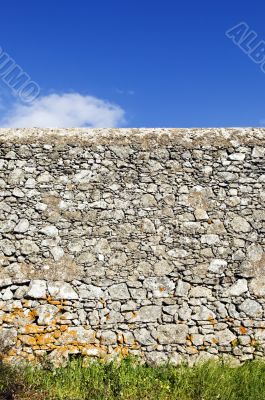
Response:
[[0, 357, 265, 399]]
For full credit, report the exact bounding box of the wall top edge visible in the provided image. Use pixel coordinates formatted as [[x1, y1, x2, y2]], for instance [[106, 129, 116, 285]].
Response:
[[0, 128, 264, 147]]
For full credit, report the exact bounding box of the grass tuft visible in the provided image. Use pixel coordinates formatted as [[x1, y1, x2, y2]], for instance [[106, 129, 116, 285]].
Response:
[[0, 357, 265, 399]]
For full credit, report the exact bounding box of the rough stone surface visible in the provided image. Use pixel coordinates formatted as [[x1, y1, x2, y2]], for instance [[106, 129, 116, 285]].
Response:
[[0, 128, 264, 365]]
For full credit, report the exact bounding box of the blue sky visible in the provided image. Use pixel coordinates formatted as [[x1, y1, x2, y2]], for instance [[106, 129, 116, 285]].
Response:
[[0, 0, 265, 127]]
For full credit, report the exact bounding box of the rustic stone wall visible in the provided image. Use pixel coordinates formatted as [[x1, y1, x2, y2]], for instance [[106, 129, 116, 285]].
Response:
[[0, 128, 264, 366]]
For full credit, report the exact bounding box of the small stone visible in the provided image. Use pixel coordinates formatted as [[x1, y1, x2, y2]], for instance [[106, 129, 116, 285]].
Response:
[[95, 239, 110, 255], [48, 281, 78, 300], [252, 146, 265, 158], [0, 239, 15, 256], [157, 324, 188, 344], [216, 329, 236, 346], [224, 279, 248, 297], [25, 178, 36, 188], [239, 299, 262, 318], [36, 304, 59, 325], [129, 288, 146, 299], [208, 259, 227, 274], [12, 188, 24, 197], [0, 219, 16, 233], [249, 277, 265, 297], [79, 285, 103, 299], [134, 328, 156, 345], [108, 283, 130, 300], [228, 153, 245, 161], [50, 246, 64, 261], [189, 286, 212, 299], [100, 331, 117, 345], [40, 225, 59, 237], [27, 280, 47, 299], [193, 305, 216, 321], [201, 234, 219, 245], [247, 243, 263, 262], [230, 216, 251, 233], [154, 260, 174, 276], [67, 239, 84, 253], [194, 208, 209, 220], [59, 327, 95, 345], [141, 218, 156, 233], [0, 327, 17, 350], [21, 239, 39, 255], [132, 305, 161, 322], [14, 219, 30, 233], [37, 172, 52, 183], [0, 278, 12, 288], [141, 194, 157, 208], [144, 277, 174, 298], [145, 352, 168, 365], [2, 287, 13, 300], [163, 305, 178, 316], [175, 280, 190, 297]]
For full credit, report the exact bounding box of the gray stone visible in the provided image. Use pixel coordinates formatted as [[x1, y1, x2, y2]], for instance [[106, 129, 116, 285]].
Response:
[[0, 219, 16, 233], [144, 277, 174, 297], [14, 219, 30, 233], [189, 286, 212, 299], [145, 352, 168, 365], [100, 330, 117, 345], [224, 279, 248, 297], [2, 287, 13, 300], [216, 329, 236, 346], [79, 285, 103, 299], [0, 239, 15, 256], [252, 146, 265, 157], [134, 328, 156, 345], [141, 218, 156, 233], [108, 283, 130, 300], [20, 239, 39, 255], [230, 216, 251, 233], [208, 259, 227, 274], [132, 305, 161, 322], [36, 304, 59, 325], [0, 327, 17, 350], [13, 188, 24, 197], [154, 260, 174, 276], [67, 239, 84, 253], [247, 243, 263, 262], [239, 299, 262, 318], [193, 305, 216, 321], [157, 324, 188, 344], [175, 280, 190, 297], [141, 194, 157, 207], [201, 234, 220, 245], [249, 277, 265, 297], [48, 281, 78, 300], [40, 225, 59, 237], [27, 280, 47, 299], [50, 246, 64, 261]]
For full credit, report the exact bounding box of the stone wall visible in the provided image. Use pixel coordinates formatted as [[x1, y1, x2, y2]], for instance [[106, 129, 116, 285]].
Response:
[[0, 128, 264, 366]]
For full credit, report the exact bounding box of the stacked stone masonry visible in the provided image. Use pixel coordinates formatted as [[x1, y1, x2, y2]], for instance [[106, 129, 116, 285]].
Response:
[[0, 128, 264, 366]]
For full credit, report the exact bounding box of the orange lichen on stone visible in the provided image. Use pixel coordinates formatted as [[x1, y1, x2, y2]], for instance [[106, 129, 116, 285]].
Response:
[[18, 335, 37, 346], [35, 333, 56, 346], [211, 338, 219, 344], [60, 325, 68, 331], [240, 326, 247, 335], [208, 316, 217, 325]]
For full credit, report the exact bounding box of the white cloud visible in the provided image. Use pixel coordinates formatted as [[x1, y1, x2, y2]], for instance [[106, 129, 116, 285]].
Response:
[[1, 92, 125, 128]]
